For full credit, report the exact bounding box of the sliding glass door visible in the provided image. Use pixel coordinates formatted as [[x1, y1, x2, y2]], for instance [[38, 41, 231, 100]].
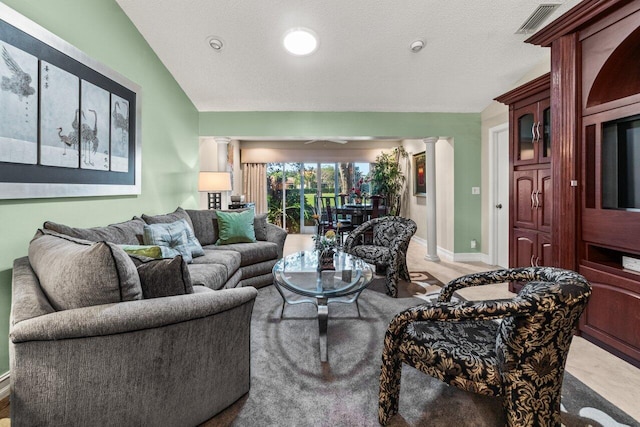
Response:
[[267, 161, 371, 234]]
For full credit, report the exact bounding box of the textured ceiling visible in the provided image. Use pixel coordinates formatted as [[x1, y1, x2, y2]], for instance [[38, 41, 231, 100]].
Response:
[[116, 0, 581, 113]]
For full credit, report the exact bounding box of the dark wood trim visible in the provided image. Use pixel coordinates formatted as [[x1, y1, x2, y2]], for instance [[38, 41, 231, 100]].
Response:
[[494, 73, 550, 105], [550, 33, 580, 270], [0, 395, 9, 418], [525, 0, 632, 47]]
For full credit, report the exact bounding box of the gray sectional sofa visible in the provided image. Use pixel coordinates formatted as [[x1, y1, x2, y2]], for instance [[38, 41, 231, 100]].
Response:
[[44, 207, 288, 290], [9, 207, 287, 426]]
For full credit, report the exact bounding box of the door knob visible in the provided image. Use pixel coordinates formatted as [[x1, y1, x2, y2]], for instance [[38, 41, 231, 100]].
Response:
[[495, 203, 502, 209]]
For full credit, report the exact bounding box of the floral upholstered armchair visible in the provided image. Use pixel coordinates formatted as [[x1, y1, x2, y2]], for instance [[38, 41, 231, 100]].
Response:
[[378, 267, 592, 426], [343, 217, 417, 297]]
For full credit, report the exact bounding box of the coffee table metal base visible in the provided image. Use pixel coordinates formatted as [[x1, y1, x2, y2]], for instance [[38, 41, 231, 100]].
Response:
[[274, 286, 363, 362]]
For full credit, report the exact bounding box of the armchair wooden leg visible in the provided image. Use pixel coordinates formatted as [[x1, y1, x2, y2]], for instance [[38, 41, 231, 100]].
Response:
[[378, 347, 403, 425]]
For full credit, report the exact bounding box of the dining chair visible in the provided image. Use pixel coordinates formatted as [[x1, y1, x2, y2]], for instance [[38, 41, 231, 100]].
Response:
[[318, 195, 353, 243]]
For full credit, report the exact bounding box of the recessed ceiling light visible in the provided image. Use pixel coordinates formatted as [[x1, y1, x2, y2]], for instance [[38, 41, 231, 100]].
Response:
[[207, 37, 224, 51], [283, 28, 318, 56], [410, 39, 425, 53]]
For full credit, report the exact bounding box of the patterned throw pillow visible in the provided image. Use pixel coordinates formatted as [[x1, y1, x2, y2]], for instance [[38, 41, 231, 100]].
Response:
[[142, 222, 194, 263], [175, 218, 205, 257], [215, 210, 257, 245]]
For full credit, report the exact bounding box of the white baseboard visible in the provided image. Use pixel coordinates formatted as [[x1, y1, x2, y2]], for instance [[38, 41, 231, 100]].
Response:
[[411, 237, 490, 264], [451, 252, 490, 263], [0, 372, 9, 400], [435, 246, 454, 262]]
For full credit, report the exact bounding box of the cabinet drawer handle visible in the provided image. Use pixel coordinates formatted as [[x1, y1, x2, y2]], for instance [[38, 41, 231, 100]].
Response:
[[535, 190, 540, 208], [530, 255, 535, 267], [535, 256, 541, 267], [531, 191, 535, 209], [536, 122, 541, 142], [531, 123, 536, 142]]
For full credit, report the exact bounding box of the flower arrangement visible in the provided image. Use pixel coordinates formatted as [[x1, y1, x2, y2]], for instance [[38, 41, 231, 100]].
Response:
[[312, 229, 338, 251], [351, 178, 369, 203], [313, 229, 338, 270]]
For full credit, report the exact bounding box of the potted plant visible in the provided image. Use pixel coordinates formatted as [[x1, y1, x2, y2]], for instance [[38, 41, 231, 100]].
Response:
[[312, 229, 338, 270], [368, 146, 408, 215]]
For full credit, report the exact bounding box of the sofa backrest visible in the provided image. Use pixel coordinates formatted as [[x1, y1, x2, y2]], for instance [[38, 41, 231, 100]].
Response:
[[42, 207, 271, 249], [43, 218, 145, 245]]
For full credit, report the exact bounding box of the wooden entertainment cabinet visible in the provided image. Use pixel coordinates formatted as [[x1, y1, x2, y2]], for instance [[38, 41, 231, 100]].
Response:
[[500, 0, 640, 367], [496, 74, 552, 293]]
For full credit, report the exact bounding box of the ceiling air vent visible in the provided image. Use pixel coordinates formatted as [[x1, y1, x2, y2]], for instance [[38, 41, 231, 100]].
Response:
[[515, 3, 561, 34]]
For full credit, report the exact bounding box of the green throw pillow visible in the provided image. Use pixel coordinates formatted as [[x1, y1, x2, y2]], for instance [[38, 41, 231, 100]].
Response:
[[118, 244, 180, 259], [216, 210, 256, 245]]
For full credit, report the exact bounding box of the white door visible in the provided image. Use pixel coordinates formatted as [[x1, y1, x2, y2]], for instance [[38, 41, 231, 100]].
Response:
[[492, 124, 510, 268]]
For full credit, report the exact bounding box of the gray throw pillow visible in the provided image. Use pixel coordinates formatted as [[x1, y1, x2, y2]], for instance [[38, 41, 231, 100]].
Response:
[[43, 218, 146, 245], [185, 209, 218, 246], [132, 255, 193, 299], [141, 207, 195, 232], [254, 213, 268, 241], [28, 232, 142, 311]]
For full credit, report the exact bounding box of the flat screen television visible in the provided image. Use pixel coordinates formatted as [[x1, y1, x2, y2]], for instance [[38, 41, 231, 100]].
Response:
[[602, 114, 640, 211]]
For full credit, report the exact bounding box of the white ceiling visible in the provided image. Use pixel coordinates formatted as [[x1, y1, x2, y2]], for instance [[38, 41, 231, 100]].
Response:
[[116, 0, 581, 113]]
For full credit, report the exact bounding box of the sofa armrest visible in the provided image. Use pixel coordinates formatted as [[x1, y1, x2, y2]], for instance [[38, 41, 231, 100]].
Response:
[[10, 286, 257, 343], [266, 223, 287, 258]]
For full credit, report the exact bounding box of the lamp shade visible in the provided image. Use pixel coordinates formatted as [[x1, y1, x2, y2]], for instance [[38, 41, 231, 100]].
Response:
[[198, 171, 232, 192]]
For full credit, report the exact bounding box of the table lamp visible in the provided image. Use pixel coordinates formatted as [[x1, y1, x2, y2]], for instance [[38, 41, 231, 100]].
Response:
[[198, 171, 232, 210]]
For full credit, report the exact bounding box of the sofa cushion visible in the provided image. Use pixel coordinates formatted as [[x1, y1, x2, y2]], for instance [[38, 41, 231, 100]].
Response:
[[134, 256, 193, 299], [142, 222, 194, 263], [191, 249, 241, 271], [216, 210, 256, 245], [43, 218, 145, 245], [204, 241, 279, 267], [188, 263, 232, 290], [142, 207, 195, 231], [28, 232, 142, 311]]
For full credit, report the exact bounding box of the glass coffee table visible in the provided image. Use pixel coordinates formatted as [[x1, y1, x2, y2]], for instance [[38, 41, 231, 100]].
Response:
[[272, 250, 374, 362]]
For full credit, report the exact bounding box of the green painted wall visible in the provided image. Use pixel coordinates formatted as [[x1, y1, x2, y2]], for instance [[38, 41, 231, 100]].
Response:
[[200, 111, 482, 253], [0, 0, 199, 374]]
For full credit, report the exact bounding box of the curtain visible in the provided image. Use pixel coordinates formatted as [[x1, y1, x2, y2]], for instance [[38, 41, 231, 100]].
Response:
[[243, 163, 267, 214]]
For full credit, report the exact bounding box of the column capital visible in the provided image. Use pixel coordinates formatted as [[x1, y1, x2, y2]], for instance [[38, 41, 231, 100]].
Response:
[[423, 137, 438, 145], [215, 137, 230, 145]]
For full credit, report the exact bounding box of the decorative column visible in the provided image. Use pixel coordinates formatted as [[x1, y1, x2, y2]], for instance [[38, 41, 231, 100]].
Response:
[[215, 137, 231, 207], [424, 137, 440, 262], [215, 137, 230, 172]]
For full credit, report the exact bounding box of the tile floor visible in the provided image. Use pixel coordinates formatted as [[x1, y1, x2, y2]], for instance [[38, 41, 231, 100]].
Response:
[[284, 234, 640, 422]]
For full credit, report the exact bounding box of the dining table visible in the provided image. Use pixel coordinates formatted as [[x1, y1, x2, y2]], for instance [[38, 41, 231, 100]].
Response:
[[336, 203, 387, 225]]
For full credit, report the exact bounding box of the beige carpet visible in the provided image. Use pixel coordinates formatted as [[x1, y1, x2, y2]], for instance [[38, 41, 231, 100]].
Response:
[[205, 284, 638, 426]]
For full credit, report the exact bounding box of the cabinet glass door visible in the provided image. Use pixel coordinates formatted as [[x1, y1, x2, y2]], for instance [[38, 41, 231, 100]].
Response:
[[517, 111, 535, 162], [541, 103, 551, 161]]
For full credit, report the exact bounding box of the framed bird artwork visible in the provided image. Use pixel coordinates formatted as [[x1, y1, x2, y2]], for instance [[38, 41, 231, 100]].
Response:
[[0, 3, 141, 199]]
